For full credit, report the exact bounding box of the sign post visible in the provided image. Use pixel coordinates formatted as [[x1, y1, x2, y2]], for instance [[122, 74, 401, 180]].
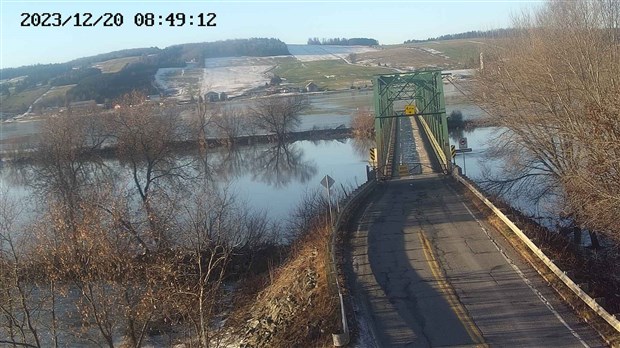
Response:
[[320, 175, 335, 223], [458, 138, 468, 176], [450, 145, 456, 165], [369, 147, 377, 167]]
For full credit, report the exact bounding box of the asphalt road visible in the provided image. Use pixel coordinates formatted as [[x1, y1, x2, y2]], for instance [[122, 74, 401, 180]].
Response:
[[344, 118, 603, 347]]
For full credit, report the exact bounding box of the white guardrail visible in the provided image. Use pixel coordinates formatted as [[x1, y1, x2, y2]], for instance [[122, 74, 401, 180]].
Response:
[[453, 171, 620, 335], [416, 112, 620, 341]]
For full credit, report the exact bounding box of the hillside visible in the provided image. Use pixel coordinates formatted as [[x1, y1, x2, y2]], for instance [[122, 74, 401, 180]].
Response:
[[0, 38, 290, 115]]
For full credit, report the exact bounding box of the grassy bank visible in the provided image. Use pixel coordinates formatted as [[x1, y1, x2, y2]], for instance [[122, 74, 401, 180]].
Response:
[[275, 59, 394, 90]]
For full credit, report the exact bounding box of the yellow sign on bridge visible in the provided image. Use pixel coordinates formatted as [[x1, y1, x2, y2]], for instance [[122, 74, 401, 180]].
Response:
[[405, 105, 417, 115]]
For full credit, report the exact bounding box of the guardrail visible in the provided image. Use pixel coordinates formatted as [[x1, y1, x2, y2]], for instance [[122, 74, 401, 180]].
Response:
[[417, 116, 448, 173], [327, 175, 378, 346], [452, 169, 620, 337], [416, 112, 620, 342]]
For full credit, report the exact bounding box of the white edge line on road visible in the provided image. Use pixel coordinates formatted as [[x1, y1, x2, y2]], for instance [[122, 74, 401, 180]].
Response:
[[453, 187, 590, 348]]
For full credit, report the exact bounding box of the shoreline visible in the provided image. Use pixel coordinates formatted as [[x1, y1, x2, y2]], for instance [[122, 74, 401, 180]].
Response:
[[0, 127, 355, 163]]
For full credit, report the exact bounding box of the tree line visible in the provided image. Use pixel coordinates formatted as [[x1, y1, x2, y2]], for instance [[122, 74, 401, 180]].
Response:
[[404, 28, 515, 43], [0, 38, 290, 108]]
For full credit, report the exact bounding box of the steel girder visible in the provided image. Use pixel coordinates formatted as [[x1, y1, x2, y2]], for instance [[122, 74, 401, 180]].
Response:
[[373, 70, 450, 173]]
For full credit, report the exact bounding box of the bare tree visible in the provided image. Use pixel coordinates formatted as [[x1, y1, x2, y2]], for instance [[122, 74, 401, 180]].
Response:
[[474, 0, 620, 241], [250, 95, 309, 141], [32, 108, 110, 243], [214, 106, 248, 145], [191, 95, 218, 159], [351, 107, 374, 138], [111, 91, 193, 251], [0, 190, 44, 348], [250, 142, 317, 188], [160, 183, 276, 347]]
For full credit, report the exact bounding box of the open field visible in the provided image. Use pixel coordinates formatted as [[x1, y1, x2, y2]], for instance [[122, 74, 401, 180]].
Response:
[[355, 39, 487, 70], [155, 57, 290, 98], [354, 46, 455, 70], [154, 39, 486, 99], [410, 39, 486, 67], [274, 59, 394, 90], [93, 56, 141, 73], [0, 86, 49, 114], [287, 44, 378, 62], [32, 84, 76, 109]]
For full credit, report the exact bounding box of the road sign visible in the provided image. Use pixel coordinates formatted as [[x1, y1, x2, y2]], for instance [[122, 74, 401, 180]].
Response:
[[459, 137, 468, 149], [451, 145, 456, 159], [454, 148, 472, 153], [320, 175, 335, 190], [404, 104, 416, 115], [369, 147, 377, 165]]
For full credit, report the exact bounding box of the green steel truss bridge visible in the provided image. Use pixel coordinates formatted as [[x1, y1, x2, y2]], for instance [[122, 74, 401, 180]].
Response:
[[373, 70, 450, 177], [338, 69, 604, 348]]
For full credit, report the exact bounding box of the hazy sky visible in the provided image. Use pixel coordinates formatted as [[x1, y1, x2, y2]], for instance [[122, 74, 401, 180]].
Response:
[[1, 0, 538, 69]]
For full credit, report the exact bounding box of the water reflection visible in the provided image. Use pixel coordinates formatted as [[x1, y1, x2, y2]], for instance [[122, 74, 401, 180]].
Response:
[[1, 138, 367, 222], [350, 136, 375, 160], [249, 142, 317, 188], [206, 141, 318, 188]]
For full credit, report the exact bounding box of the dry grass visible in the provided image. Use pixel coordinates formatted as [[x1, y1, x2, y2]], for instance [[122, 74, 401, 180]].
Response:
[[0, 86, 49, 114], [355, 46, 458, 70], [274, 59, 393, 90], [32, 84, 76, 109], [93, 56, 140, 73], [229, 222, 338, 347], [411, 39, 485, 67]]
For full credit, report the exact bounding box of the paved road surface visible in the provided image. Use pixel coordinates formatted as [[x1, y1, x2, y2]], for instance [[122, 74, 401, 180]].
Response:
[[345, 117, 603, 347]]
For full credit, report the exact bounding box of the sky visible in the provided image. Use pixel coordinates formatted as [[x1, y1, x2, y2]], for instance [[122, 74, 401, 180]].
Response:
[[0, 0, 539, 69]]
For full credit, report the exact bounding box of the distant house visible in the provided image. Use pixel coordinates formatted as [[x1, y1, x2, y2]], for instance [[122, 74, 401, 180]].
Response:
[[219, 92, 228, 101], [306, 82, 319, 93], [205, 91, 219, 102]]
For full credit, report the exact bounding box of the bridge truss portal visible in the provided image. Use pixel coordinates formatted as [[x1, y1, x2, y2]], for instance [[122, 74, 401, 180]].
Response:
[[373, 70, 450, 176]]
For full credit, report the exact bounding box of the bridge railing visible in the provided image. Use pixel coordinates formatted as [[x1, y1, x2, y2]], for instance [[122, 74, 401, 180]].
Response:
[[327, 171, 378, 346], [417, 115, 449, 173], [452, 168, 620, 342], [416, 111, 620, 342]]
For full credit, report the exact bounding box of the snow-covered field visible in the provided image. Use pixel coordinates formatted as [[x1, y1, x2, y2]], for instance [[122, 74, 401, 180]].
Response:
[[201, 57, 276, 97], [155, 57, 279, 99], [154, 45, 379, 99]]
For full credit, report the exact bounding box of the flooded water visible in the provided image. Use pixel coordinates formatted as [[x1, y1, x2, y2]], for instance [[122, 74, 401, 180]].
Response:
[[1, 79, 560, 232], [0, 89, 375, 225], [443, 80, 565, 227], [208, 138, 370, 219], [0, 138, 371, 223], [0, 90, 373, 151]]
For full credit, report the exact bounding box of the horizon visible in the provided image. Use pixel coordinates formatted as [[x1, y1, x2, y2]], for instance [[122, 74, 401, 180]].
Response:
[[0, 0, 539, 69]]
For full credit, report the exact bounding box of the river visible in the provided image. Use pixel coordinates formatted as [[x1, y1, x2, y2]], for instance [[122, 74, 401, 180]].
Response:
[[0, 90, 374, 227], [1, 80, 559, 234]]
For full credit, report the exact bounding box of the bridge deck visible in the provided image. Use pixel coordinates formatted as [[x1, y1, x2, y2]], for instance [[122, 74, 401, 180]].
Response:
[[345, 117, 602, 347]]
